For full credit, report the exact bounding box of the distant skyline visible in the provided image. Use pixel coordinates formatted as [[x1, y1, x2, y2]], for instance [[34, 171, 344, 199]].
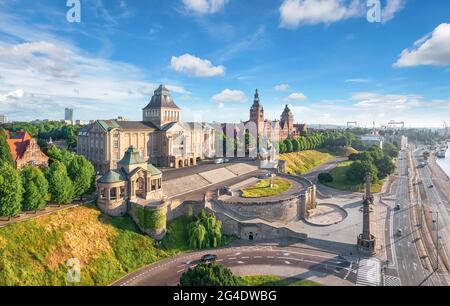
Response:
[[0, 0, 449, 127]]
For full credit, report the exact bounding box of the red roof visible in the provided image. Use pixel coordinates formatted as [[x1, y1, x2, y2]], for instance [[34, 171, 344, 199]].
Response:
[[6, 130, 32, 161]]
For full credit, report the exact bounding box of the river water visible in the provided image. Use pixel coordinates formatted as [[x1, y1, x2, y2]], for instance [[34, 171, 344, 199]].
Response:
[[436, 142, 450, 178]]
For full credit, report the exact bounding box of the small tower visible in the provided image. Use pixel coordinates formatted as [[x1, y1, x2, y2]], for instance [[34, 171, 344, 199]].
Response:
[[249, 89, 264, 136], [143, 85, 181, 128], [280, 104, 294, 138], [357, 173, 377, 255]]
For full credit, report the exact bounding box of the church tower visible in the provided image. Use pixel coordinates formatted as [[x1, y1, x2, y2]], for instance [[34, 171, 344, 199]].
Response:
[[280, 104, 294, 138], [249, 89, 264, 136], [143, 85, 181, 128]]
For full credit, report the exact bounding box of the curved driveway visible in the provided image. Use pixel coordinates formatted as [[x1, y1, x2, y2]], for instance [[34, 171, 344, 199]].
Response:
[[113, 244, 357, 286]]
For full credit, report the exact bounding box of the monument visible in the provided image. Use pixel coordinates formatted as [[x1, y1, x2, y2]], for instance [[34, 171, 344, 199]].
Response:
[[357, 173, 377, 255]]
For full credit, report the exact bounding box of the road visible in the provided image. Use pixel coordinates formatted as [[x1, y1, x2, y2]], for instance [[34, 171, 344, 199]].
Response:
[[113, 244, 358, 286], [413, 146, 450, 283]]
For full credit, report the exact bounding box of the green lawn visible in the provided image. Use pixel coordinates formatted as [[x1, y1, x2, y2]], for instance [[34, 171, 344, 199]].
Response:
[[0, 205, 233, 286], [241, 178, 292, 198], [324, 161, 384, 193], [241, 275, 323, 286], [279, 150, 335, 175]]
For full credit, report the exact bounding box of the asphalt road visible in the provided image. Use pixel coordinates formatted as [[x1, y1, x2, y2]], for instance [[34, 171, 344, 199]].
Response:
[[113, 245, 358, 286], [388, 150, 431, 286]]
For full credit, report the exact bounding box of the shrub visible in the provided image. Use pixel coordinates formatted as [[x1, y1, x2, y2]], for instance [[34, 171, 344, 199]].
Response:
[[318, 172, 333, 184]]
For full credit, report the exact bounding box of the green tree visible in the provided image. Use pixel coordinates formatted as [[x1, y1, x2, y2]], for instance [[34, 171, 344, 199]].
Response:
[[188, 210, 222, 249], [46, 161, 74, 205], [0, 163, 23, 218], [0, 129, 14, 167], [318, 172, 333, 184], [375, 156, 395, 179], [284, 139, 293, 153], [179, 263, 242, 286], [21, 166, 49, 212], [188, 220, 206, 249], [67, 155, 96, 199], [292, 138, 300, 152], [346, 161, 378, 184], [383, 143, 400, 158]]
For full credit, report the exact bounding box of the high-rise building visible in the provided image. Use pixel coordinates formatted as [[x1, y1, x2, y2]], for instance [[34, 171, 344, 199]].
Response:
[[65, 108, 74, 123], [0, 114, 7, 124]]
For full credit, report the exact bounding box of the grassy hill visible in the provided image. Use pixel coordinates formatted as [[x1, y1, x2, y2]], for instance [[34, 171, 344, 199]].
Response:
[[323, 161, 384, 193], [279, 150, 335, 175]]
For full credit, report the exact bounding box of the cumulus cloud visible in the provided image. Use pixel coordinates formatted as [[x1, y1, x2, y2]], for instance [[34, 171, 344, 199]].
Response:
[[182, 0, 228, 15], [275, 84, 290, 92], [212, 89, 247, 104], [287, 92, 308, 100], [279, 0, 365, 28], [382, 0, 406, 23], [394, 23, 450, 68], [171, 54, 225, 77]]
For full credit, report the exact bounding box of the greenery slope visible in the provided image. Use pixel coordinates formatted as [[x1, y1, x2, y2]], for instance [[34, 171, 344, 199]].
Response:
[[324, 161, 384, 193], [0, 205, 179, 286], [279, 150, 335, 175], [241, 275, 323, 286]]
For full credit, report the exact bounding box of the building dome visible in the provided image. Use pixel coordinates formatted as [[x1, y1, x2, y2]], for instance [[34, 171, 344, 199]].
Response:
[[143, 85, 180, 110]]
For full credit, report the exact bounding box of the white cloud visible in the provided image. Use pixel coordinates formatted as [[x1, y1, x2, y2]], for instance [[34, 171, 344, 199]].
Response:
[[345, 78, 370, 83], [279, 0, 365, 28], [2, 89, 25, 100], [182, 0, 228, 15], [351, 92, 423, 110], [171, 54, 225, 77], [382, 0, 406, 23], [394, 23, 450, 67], [287, 92, 308, 100], [275, 84, 290, 92], [212, 89, 248, 104]]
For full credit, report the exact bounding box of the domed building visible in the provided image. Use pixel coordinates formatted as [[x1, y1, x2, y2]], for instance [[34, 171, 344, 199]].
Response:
[[77, 85, 216, 174]]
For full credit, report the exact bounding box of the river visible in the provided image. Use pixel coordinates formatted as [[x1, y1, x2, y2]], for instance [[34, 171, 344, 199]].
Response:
[[436, 142, 450, 178]]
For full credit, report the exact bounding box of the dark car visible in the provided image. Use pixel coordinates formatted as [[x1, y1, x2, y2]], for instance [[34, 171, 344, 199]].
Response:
[[201, 254, 218, 263], [429, 185, 434, 189]]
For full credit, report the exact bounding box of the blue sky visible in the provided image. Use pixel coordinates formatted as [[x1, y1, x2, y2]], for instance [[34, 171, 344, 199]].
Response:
[[0, 0, 449, 127]]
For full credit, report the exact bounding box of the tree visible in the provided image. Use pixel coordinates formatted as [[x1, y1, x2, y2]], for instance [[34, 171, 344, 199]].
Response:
[[318, 172, 333, 184], [0, 129, 14, 167], [284, 139, 293, 153], [375, 156, 395, 179], [346, 161, 378, 184], [179, 263, 242, 286], [353, 152, 374, 163], [21, 166, 49, 212], [67, 155, 95, 199], [188, 221, 206, 249], [188, 210, 222, 249], [0, 163, 23, 218], [46, 161, 74, 205], [383, 143, 399, 158], [292, 138, 300, 152]]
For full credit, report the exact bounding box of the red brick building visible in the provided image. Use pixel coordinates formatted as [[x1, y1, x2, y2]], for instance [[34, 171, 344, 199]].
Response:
[[5, 130, 48, 170]]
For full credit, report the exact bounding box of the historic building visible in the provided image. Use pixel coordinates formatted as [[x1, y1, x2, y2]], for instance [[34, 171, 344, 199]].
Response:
[[247, 89, 307, 142], [77, 85, 216, 174], [5, 130, 49, 170]]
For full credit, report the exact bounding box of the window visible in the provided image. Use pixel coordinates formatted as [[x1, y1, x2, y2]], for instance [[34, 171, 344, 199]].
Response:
[[113, 140, 119, 149], [100, 188, 107, 199], [110, 188, 117, 200]]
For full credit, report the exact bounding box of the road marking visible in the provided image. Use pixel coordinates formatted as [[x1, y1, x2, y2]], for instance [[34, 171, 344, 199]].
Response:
[[356, 259, 382, 287]]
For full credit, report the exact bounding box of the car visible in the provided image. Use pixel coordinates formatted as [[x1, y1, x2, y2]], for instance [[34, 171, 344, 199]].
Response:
[[214, 158, 224, 164], [224, 158, 230, 163], [397, 229, 403, 237], [395, 204, 401, 211], [429, 185, 434, 189], [201, 254, 218, 263]]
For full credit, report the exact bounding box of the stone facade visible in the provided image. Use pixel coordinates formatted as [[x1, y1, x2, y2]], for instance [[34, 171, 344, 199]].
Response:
[[78, 85, 216, 174]]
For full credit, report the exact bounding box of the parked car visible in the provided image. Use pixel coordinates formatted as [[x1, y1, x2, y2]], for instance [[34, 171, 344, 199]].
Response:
[[397, 229, 403, 237], [224, 158, 230, 163], [214, 158, 224, 164], [395, 204, 401, 211], [428, 185, 434, 189], [201, 254, 218, 263]]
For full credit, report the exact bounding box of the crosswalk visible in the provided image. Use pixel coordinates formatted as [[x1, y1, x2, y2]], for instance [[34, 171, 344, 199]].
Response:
[[384, 275, 402, 286], [356, 258, 382, 286]]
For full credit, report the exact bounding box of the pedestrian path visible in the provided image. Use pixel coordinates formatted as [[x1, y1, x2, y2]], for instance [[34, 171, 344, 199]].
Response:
[[384, 275, 402, 286], [356, 258, 382, 286]]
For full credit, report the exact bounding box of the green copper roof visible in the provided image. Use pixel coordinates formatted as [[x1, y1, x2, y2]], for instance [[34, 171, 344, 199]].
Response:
[[147, 164, 162, 176], [98, 170, 126, 183], [97, 120, 120, 132], [118, 146, 145, 165]]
